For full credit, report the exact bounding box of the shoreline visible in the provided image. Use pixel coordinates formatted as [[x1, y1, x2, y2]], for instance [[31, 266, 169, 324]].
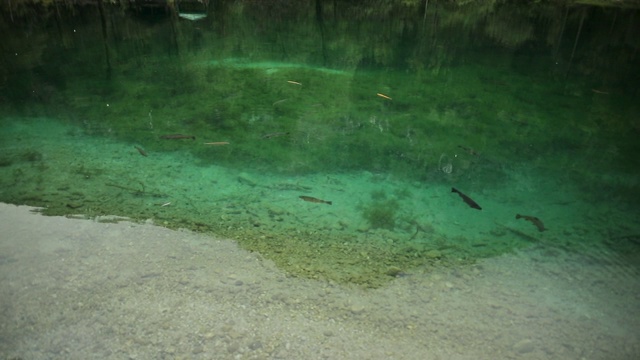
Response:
[[1, 203, 638, 359]]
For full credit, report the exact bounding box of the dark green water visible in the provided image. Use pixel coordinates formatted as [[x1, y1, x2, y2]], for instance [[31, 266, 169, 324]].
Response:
[[1, 0, 639, 287]]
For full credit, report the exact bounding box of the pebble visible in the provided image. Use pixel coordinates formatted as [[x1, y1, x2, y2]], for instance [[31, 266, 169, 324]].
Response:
[[267, 206, 286, 216], [513, 339, 535, 353], [425, 249, 442, 259], [227, 342, 240, 353], [237, 174, 257, 187], [385, 266, 402, 277]]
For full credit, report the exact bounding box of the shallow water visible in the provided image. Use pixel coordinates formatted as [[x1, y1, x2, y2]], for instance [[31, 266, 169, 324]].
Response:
[[2, 0, 638, 287]]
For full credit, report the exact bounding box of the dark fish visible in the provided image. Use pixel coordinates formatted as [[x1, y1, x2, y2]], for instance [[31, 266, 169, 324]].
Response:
[[516, 214, 546, 232], [160, 134, 196, 140], [451, 187, 482, 210], [299, 195, 332, 205], [262, 132, 290, 139], [457, 145, 480, 156], [134, 145, 147, 157]]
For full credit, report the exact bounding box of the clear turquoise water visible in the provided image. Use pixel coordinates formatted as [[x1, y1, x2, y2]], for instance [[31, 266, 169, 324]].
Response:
[[1, 1, 639, 286]]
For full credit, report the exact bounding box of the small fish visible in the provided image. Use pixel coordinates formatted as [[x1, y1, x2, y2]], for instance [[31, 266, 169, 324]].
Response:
[[299, 195, 332, 205], [262, 132, 290, 139], [134, 145, 147, 157], [458, 145, 480, 156], [272, 98, 290, 106], [204, 142, 230, 146], [516, 214, 546, 232], [160, 134, 196, 140], [376, 93, 392, 100], [451, 187, 482, 210], [287, 80, 302, 86]]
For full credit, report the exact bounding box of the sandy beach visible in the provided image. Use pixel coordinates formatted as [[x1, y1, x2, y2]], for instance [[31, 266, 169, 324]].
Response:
[[1, 203, 638, 359]]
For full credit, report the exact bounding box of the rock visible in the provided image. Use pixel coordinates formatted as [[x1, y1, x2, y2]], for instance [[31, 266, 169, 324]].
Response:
[[350, 304, 365, 314], [513, 339, 535, 353], [267, 206, 286, 216], [227, 342, 240, 353], [425, 249, 442, 259], [385, 266, 402, 277], [237, 174, 257, 187], [489, 228, 506, 237]]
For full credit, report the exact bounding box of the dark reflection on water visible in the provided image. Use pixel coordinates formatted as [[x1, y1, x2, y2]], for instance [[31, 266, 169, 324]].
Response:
[[2, 2, 638, 93]]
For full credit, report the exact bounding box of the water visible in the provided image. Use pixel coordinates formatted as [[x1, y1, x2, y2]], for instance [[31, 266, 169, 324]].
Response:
[[1, 0, 639, 286]]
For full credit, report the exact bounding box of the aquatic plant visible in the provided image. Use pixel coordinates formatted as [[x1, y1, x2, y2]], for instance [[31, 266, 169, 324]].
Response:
[[363, 199, 399, 230]]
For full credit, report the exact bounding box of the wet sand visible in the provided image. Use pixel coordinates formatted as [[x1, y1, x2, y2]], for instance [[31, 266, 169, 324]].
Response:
[[1, 203, 638, 359]]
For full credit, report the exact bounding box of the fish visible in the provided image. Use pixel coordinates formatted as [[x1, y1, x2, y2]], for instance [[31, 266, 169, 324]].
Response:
[[134, 145, 147, 157], [160, 134, 196, 140], [272, 99, 290, 106], [262, 132, 290, 139], [299, 195, 332, 205], [287, 80, 302, 85], [376, 93, 392, 100], [451, 187, 482, 210], [204, 142, 230, 146], [458, 145, 480, 156], [516, 214, 546, 232]]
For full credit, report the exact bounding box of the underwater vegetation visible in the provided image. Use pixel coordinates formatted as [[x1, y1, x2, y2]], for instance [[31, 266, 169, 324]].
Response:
[[362, 193, 400, 230]]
